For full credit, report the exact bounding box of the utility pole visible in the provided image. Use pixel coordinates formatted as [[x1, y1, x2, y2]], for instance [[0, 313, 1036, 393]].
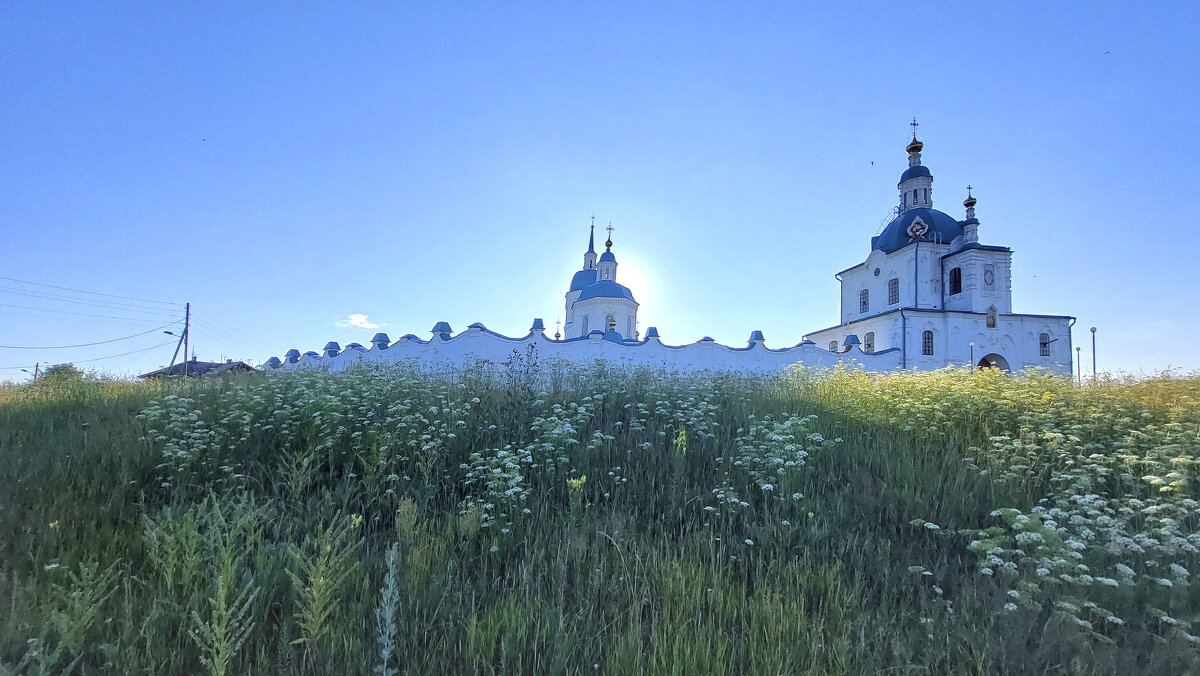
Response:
[[1090, 327, 1097, 381], [183, 302, 190, 378]]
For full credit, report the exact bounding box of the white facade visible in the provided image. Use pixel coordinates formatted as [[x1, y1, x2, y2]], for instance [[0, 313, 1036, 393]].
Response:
[[266, 129, 1074, 377], [803, 133, 1073, 374]]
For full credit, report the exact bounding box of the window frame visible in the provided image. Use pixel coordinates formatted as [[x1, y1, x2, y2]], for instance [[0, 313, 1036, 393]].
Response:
[[888, 278, 899, 305], [949, 267, 963, 295], [921, 330, 934, 356], [859, 289, 870, 314], [864, 332, 875, 353]]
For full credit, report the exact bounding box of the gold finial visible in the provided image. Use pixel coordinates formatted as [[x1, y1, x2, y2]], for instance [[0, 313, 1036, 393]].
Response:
[[964, 185, 977, 208], [906, 118, 923, 154], [605, 222, 614, 249]]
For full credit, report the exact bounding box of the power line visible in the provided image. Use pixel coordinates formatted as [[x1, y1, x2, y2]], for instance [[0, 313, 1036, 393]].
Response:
[[68, 341, 178, 365], [0, 286, 181, 315], [0, 320, 182, 349], [0, 275, 178, 306], [0, 340, 176, 370], [190, 314, 276, 352], [0, 302, 182, 323]]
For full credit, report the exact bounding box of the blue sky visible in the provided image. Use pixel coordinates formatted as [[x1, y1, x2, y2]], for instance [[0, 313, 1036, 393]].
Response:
[[2, 2, 1198, 379]]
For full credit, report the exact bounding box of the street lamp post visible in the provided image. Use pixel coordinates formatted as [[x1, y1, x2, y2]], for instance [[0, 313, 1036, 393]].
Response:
[[1076, 347, 1082, 386], [969, 342, 975, 366], [1089, 327, 1097, 380]]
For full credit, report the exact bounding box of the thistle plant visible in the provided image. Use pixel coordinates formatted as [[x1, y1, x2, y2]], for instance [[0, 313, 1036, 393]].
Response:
[[288, 514, 362, 666], [373, 542, 402, 676]]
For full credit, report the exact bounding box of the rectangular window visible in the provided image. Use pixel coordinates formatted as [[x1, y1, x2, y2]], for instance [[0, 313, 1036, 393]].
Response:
[[1039, 333, 1050, 357], [859, 289, 869, 314], [888, 278, 899, 305], [922, 330, 934, 356], [949, 267, 963, 295], [581, 316, 588, 335]]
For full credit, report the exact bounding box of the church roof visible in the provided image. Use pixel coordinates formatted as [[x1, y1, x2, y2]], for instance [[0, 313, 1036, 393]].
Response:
[[872, 207, 964, 254], [599, 250, 616, 263], [899, 164, 932, 182], [570, 269, 598, 291], [576, 279, 636, 302]]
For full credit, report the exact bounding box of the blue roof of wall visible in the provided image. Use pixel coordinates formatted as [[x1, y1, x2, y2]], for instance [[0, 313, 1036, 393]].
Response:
[[899, 165, 932, 182], [576, 279, 636, 302], [872, 207, 964, 254], [599, 250, 616, 263], [570, 269, 598, 291]]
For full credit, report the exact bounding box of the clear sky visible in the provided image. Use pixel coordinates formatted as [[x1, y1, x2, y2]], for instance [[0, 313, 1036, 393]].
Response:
[[3, 2, 1198, 380]]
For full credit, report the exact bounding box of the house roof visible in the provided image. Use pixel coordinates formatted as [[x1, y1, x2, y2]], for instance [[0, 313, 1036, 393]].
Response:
[[139, 360, 257, 379]]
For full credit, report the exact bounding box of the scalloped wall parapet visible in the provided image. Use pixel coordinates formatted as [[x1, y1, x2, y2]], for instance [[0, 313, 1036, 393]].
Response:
[[264, 325, 903, 374]]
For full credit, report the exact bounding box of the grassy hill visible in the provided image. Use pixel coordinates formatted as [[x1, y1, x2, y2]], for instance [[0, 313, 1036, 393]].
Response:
[[1, 361, 1197, 674]]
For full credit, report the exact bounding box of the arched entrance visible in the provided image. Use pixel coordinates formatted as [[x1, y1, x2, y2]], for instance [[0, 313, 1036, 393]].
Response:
[[977, 353, 1010, 371]]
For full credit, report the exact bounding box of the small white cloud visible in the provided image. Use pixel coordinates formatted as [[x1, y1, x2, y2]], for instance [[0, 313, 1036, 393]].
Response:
[[336, 313, 385, 329]]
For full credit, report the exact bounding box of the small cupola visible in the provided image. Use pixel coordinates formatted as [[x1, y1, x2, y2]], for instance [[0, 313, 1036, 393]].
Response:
[[597, 223, 618, 281], [962, 186, 980, 243], [898, 118, 934, 213]]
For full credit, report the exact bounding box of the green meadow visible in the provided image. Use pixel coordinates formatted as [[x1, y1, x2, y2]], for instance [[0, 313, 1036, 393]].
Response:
[[1, 360, 1197, 674]]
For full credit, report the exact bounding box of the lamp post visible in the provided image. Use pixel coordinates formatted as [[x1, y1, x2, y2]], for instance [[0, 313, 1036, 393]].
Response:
[[969, 342, 975, 367], [1076, 347, 1082, 386], [1089, 327, 1097, 381]]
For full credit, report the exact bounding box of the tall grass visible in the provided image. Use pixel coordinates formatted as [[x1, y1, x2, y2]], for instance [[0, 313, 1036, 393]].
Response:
[[1, 361, 1197, 674]]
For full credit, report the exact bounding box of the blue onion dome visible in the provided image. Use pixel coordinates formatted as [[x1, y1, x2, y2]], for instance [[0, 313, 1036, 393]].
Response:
[[899, 164, 932, 182], [872, 208, 964, 253], [599, 250, 616, 263], [570, 268, 598, 291], [576, 279, 636, 302]]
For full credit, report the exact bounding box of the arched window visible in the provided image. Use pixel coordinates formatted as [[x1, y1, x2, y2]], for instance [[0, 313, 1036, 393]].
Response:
[[605, 314, 615, 331], [1039, 333, 1050, 357], [986, 307, 997, 328], [888, 278, 899, 305], [949, 267, 962, 295], [829, 341, 838, 352], [864, 332, 875, 353], [859, 289, 870, 314], [922, 330, 934, 356]]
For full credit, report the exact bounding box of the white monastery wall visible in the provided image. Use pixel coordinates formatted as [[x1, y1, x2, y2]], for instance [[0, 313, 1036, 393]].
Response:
[[267, 324, 903, 375]]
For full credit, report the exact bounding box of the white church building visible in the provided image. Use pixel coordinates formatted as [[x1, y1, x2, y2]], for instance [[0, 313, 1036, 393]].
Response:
[[265, 128, 1074, 376], [801, 132, 1074, 372]]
